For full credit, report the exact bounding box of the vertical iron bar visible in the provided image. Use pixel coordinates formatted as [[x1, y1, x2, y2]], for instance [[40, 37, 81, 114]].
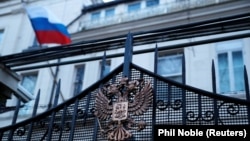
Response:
[[100, 51, 107, 79], [244, 66, 250, 101], [212, 60, 218, 125], [122, 32, 133, 78], [196, 57, 201, 125], [8, 98, 21, 140], [244, 66, 250, 124], [27, 90, 40, 140], [0, 131, 3, 140], [48, 59, 60, 110], [92, 93, 98, 141], [152, 43, 158, 141], [198, 92, 202, 125], [69, 98, 79, 141], [58, 105, 67, 140], [92, 52, 107, 141], [168, 85, 171, 104], [47, 79, 61, 141], [181, 54, 186, 125], [11, 99, 21, 125], [83, 92, 91, 126]]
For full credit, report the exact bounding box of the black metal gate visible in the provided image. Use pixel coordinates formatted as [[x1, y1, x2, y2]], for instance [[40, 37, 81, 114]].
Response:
[[0, 33, 250, 141]]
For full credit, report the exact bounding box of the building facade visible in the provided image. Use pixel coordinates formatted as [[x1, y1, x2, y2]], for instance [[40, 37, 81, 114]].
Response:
[[0, 0, 249, 138], [0, 0, 93, 127]]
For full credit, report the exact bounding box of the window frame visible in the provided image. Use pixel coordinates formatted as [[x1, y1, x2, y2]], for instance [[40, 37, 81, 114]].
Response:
[[146, 0, 159, 7], [157, 50, 183, 83], [105, 8, 115, 18], [91, 11, 101, 21], [99, 60, 111, 78], [127, 2, 141, 13], [73, 65, 85, 96], [0, 29, 4, 46], [20, 72, 38, 95], [216, 39, 245, 94]]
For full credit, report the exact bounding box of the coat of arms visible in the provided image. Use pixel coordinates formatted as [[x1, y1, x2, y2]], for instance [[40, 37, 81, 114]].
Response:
[[94, 77, 153, 141]]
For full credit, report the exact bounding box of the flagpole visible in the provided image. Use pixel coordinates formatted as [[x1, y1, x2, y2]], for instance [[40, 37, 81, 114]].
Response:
[[48, 59, 62, 110], [21, 1, 65, 110]]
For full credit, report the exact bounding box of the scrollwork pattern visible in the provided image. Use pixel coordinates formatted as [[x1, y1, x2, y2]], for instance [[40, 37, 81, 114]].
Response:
[[156, 99, 182, 111], [16, 126, 26, 136]]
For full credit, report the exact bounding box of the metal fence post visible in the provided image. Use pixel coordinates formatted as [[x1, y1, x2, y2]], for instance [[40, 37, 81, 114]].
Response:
[[100, 51, 107, 79], [92, 51, 107, 141], [69, 98, 79, 141], [244, 66, 250, 124], [47, 79, 61, 141], [122, 32, 133, 78], [211, 60, 218, 125], [182, 54, 186, 125], [152, 43, 158, 141], [27, 89, 40, 140], [8, 98, 21, 140]]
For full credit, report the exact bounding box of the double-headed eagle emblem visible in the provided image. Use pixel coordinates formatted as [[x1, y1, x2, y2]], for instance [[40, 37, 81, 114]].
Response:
[[94, 77, 153, 141]]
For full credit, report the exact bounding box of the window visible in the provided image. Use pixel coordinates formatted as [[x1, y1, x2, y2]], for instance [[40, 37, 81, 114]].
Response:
[[21, 73, 38, 94], [156, 51, 183, 103], [100, 60, 111, 78], [146, 0, 159, 7], [0, 29, 4, 45], [91, 11, 101, 21], [19, 73, 37, 115], [105, 8, 115, 18], [128, 2, 141, 13], [216, 39, 245, 94], [157, 53, 183, 83], [73, 65, 85, 95]]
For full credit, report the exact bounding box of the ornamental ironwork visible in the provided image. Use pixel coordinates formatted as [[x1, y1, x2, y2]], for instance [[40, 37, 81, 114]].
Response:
[[94, 77, 153, 141]]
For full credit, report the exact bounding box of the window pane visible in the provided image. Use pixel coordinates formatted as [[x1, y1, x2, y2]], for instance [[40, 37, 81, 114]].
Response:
[[218, 53, 230, 93], [105, 8, 115, 17], [128, 2, 140, 13], [157, 55, 182, 76], [73, 65, 85, 95], [91, 11, 101, 21], [146, 0, 159, 7], [21, 73, 38, 94], [100, 60, 111, 78], [232, 51, 244, 91], [103, 64, 110, 76], [0, 29, 4, 45]]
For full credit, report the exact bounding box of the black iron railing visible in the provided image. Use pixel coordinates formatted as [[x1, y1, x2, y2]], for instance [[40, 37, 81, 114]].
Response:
[[0, 61, 249, 140]]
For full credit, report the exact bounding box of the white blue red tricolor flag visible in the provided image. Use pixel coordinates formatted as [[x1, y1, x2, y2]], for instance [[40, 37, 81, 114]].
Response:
[[26, 6, 71, 45]]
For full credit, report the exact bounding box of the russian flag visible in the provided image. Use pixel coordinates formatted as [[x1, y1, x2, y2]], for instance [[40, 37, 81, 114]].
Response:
[[26, 7, 71, 45]]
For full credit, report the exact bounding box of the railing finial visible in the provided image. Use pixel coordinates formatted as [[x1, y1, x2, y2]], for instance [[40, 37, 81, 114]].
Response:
[[123, 32, 133, 78]]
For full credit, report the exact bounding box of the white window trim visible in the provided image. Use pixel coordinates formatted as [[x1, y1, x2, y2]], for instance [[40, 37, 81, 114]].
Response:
[[0, 29, 5, 53], [20, 72, 39, 94], [99, 60, 111, 78], [72, 64, 85, 95], [158, 53, 183, 77], [127, 1, 141, 13], [216, 39, 244, 94], [105, 7, 115, 18]]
